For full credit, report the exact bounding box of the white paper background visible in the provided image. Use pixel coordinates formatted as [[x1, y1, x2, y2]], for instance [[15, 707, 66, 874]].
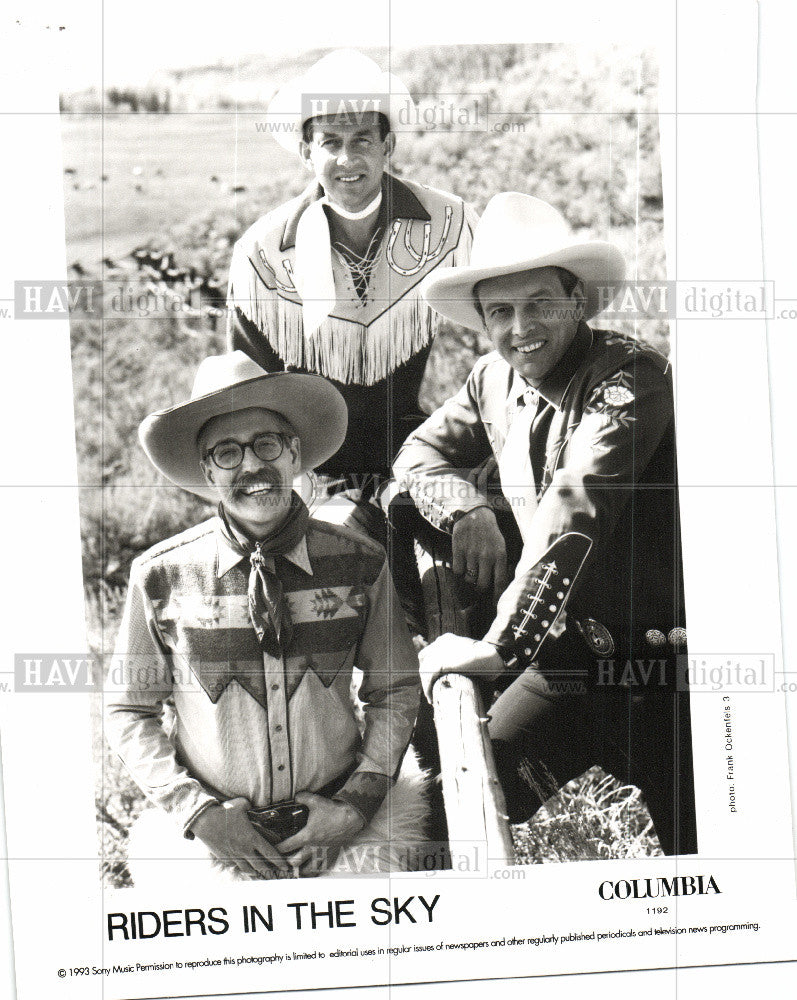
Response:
[[2, 0, 797, 997]]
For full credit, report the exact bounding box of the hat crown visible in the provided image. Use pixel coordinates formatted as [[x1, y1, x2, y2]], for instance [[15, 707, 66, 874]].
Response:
[[470, 193, 573, 269], [302, 49, 388, 94], [190, 351, 267, 401]]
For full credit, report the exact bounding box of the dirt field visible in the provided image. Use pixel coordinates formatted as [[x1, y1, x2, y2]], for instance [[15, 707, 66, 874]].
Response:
[[61, 113, 298, 266]]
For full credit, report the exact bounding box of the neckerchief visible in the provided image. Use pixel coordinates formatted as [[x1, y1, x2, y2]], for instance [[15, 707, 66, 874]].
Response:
[[217, 492, 310, 658]]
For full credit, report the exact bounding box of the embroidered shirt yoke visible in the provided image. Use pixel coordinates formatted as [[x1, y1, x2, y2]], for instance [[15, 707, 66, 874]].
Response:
[[104, 517, 420, 835]]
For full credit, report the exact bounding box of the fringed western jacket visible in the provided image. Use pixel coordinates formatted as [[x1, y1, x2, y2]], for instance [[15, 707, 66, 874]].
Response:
[[227, 173, 478, 482]]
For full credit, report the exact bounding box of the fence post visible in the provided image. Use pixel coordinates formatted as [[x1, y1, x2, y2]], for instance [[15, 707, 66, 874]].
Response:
[[416, 543, 514, 867]]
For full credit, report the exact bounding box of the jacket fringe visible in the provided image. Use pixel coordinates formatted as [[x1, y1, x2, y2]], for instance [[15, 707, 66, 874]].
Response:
[[230, 245, 440, 386]]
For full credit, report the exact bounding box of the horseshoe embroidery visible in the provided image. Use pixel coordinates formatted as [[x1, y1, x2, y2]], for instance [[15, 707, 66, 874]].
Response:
[[257, 248, 297, 292], [278, 257, 298, 292], [387, 206, 453, 276]]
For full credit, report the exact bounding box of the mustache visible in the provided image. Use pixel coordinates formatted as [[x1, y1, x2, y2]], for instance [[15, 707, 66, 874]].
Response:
[[230, 469, 283, 497]]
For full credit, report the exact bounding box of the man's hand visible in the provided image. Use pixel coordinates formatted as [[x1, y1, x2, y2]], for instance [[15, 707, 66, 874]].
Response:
[[451, 506, 509, 602], [418, 633, 505, 703], [278, 793, 367, 876], [190, 797, 292, 879]]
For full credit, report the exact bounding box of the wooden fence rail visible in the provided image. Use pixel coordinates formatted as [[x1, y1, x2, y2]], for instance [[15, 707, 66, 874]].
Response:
[[416, 543, 514, 866]]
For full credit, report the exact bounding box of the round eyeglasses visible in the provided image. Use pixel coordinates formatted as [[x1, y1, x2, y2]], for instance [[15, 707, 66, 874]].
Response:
[[203, 432, 292, 471]]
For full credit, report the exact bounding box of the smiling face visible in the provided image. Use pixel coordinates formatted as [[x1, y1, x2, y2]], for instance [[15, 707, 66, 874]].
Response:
[[476, 267, 585, 386], [198, 407, 301, 539], [299, 112, 393, 214]]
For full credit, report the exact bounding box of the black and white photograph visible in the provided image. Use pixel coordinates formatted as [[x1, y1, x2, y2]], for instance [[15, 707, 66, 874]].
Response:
[[2, 2, 797, 999], [65, 38, 694, 889]]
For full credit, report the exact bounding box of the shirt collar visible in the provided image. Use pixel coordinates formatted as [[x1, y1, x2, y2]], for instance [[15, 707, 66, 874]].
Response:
[[511, 321, 594, 411], [215, 517, 314, 579], [279, 172, 430, 251]]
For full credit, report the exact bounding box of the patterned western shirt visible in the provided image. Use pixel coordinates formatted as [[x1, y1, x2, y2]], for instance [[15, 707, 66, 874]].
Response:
[[104, 516, 420, 835], [393, 322, 687, 673]]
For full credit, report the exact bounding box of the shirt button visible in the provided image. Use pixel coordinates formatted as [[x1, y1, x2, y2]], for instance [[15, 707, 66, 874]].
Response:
[[274, 724, 283, 732], [277, 764, 285, 772], [271, 683, 280, 691]]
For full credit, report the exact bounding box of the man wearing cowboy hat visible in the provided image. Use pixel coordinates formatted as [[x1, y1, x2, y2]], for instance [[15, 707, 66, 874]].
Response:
[[394, 192, 697, 857], [104, 352, 423, 881], [226, 49, 477, 563]]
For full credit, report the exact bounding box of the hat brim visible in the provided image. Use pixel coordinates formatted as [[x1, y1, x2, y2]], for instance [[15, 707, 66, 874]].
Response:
[[420, 242, 627, 332], [139, 372, 348, 502]]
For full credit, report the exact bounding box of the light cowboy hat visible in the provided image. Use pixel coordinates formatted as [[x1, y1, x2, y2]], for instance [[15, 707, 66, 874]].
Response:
[[265, 49, 415, 152], [420, 192, 627, 331], [139, 352, 348, 502]]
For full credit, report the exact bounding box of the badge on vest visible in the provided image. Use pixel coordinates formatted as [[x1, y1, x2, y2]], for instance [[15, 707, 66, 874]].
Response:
[[578, 618, 616, 657]]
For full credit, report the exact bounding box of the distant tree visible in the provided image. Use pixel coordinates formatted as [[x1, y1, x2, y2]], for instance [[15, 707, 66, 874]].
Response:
[[106, 87, 140, 112], [141, 90, 159, 113]]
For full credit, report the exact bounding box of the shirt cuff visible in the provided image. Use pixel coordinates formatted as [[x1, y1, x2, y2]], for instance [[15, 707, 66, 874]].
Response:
[[484, 640, 522, 673], [405, 478, 491, 534], [182, 797, 222, 840], [332, 771, 391, 825]]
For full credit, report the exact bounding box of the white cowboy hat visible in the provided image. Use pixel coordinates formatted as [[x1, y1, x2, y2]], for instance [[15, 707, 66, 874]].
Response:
[[139, 352, 347, 501], [265, 49, 414, 152], [420, 192, 627, 331]]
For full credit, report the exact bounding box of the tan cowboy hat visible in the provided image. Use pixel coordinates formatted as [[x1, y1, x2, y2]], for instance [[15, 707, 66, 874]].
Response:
[[139, 352, 348, 501], [420, 192, 626, 331], [265, 49, 414, 152]]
